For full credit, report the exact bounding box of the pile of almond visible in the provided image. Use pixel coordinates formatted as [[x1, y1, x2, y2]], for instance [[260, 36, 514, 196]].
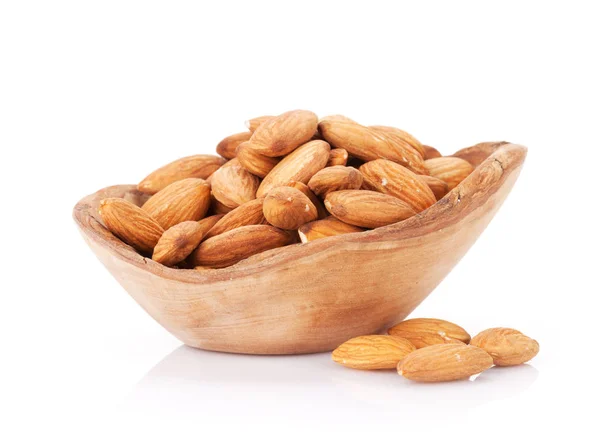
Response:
[[98, 110, 476, 269], [332, 319, 539, 382]]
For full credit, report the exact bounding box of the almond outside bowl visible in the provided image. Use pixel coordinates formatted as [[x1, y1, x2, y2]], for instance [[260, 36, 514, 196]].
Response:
[[73, 142, 527, 354]]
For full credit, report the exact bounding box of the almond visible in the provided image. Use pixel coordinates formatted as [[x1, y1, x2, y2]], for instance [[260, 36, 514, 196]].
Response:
[[288, 181, 329, 219], [388, 318, 471, 348], [196, 214, 225, 231], [141, 178, 211, 230], [138, 155, 226, 194], [324, 190, 416, 228], [209, 194, 235, 215], [470, 328, 539, 366], [216, 131, 251, 159], [210, 158, 260, 208], [247, 114, 321, 140], [307, 166, 363, 198], [423, 145, 442, 159], [332, 335, 416, 370], [98, 198, 164, 254], [236, 141, 280, 178], [398, 344, 493, 382], [245, 115, 274, 133], [369, 125, 426, 158], [191, 225, 295, 268], [152, 215, 222, 266], [263, 186, 318, 230], [205, 198, 266, 239], [359, 159, 436, 213], [152, 220, 209, 266], [418, 175, 449, 200], [249, 110, 319, 157], [327, 148, 348, 166], [298, 216, 363, 243], [424, 157, 474, 190], [318, 115, 427, 175], [257, 140, 330, 198], [400, 333, 465, 348]]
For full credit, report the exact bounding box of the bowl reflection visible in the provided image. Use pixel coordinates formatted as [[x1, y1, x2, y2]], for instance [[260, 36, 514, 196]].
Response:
[[122, 345, 539, 419]]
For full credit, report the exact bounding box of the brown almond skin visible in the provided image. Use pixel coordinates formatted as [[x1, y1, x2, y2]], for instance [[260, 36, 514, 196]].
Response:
[[247, 115, 321, 140], [263, 187, 318, 230], [205, 198, 266, 239], [388, 318, 471, 348], [99, 198, 164, 254], [369, 125, 426, 158], [307, 166, 363, 198], [153, 216, 222, 266], [470, 328, 539, 366], [216, 131, 251, 159], [398, 344, 493, 382], [257, 140, 330, 198], [195, 214, 225, 231], [245, 115, 275, 133], [236, 141, 280, 178], [210, 158, 260, 208], [191, 225, 296, 268], [138, 155, 226, 194], [418, 175, 449, 200], [249, 110, 319, 157], [319, 116, 427, 175], [324, 190, 416, 229], [423, 145, 442, 159], [424, 157, 475, 190], [332, 335, 416, 370], [395, 333, 465, 349], [298, 216, 364, 243], [288, 181, 329, 219], [141, 178, 211, 230], [209, 194, 235, 215], [360, 159, 437, 213], [152, 221, 208, 266], [327, 148, 348, 167]]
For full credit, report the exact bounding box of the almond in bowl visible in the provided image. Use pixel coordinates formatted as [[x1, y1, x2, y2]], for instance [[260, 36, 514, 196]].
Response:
[[74, 110, 527, 354]]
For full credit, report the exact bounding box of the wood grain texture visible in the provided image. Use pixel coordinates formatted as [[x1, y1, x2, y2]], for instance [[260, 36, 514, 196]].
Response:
[[73, 143, 527, 354], [453, 141, 509, 167]]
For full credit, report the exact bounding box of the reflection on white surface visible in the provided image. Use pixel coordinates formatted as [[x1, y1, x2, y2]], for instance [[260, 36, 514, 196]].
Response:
[[122, 345, 538, 421]]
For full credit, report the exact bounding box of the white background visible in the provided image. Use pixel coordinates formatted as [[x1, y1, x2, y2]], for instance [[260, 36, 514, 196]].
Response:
[[1, 1, 598, 442]]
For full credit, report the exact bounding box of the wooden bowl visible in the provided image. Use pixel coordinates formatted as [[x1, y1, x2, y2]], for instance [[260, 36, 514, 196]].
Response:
[[73, 142, 527, 354]]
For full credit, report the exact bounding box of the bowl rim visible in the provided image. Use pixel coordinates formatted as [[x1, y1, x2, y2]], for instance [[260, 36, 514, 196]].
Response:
[[73, 141, 527, 284]]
